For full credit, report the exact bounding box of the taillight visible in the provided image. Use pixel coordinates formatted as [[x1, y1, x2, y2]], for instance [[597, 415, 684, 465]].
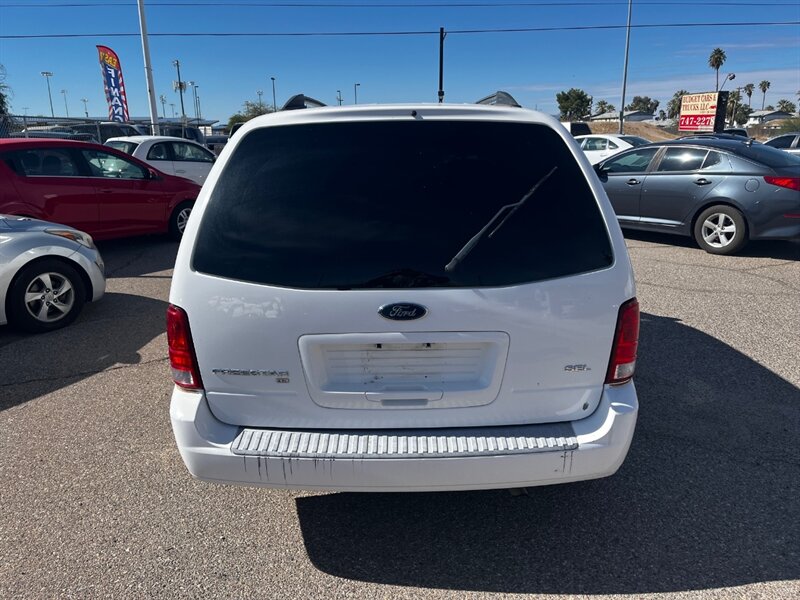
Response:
[[606, 298, 640, 386], [167, 304, 203, 390], [764, 176, 800, 191]]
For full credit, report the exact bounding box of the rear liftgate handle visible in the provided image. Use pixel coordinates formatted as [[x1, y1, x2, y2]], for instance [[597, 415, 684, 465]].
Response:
[[365, 389, 444, 407]]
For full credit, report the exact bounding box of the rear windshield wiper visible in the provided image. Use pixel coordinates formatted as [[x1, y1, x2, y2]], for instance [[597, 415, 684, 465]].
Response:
[[348, 268, 452, 289], [444, 166, 557, 272]]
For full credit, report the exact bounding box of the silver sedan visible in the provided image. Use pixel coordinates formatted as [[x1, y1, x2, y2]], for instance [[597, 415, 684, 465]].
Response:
[[0, 215, 105, 332]]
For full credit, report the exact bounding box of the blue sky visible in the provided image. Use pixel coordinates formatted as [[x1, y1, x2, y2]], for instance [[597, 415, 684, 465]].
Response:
[[1, 0, 798, 123]]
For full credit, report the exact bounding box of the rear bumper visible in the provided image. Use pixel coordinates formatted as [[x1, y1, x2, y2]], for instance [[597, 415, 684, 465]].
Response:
[[170, 384, 638, 492]]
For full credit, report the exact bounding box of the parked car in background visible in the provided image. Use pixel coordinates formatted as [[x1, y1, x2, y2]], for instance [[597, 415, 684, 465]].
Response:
[[575, 134, 650, 164], [764, 132, 800, 156], [69, 122, 149, 143], [0, 214, 105, 332], [594, 138, 800, 254], [0, 139, 200, 240], [560, 121, 591, 137], [106, 136, 215, 185], [169, 97, 640, 493], [158, 125, 207, 147], [205, 135, 229, 156], [723, 127, 749, 138]]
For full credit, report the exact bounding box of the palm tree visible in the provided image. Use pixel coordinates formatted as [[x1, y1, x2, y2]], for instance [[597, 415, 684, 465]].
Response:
[[776, 99, 797, 114], [667, 89, 689, 119], [743, 83, 754, 107], [759, 80, 770, 110], [708, 48, 727, 91]]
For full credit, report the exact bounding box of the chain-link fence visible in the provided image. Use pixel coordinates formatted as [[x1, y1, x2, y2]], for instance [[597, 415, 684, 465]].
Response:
[[0, 114, 217, 146], [0, 115, 159, 143]]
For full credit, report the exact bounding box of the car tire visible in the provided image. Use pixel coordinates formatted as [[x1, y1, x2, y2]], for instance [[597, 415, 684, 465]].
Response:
[[169, 201, 194, 241], [693, 205, 748, 255], [7, 259, 87, 333]]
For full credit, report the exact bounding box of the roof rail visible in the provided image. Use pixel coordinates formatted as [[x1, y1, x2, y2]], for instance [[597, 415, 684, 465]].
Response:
[[281, 94, 327, 111], [475, 91, 521, 108]]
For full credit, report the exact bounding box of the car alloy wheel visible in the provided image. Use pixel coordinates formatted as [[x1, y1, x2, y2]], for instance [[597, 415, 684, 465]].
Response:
[[24, 271, 76, 323], [176, 206, 192, 234], [700, 212, 737, 248]]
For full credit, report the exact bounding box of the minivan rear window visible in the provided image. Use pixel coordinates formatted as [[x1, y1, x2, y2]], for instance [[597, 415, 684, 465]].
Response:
[[193, 121, 613, 289]]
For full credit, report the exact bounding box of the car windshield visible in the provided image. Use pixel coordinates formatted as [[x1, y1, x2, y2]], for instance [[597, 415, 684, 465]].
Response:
[[105, 141, 139, 155], [735, 143, 800, 168], [193, 120, 613, 289], [619, 136, 650, 147]]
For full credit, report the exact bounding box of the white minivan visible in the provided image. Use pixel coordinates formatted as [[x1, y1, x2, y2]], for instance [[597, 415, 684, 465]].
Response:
[[168, 96, 640, 492]]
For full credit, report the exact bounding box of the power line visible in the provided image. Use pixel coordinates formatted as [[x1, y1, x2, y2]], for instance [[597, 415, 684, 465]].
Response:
[[2, 1, 798, 7], [2, 20, 798, 39]]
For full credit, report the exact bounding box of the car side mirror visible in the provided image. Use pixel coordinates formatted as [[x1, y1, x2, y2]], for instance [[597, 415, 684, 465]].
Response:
[[148, 168, 160, 180], [593, 163, 608, 177]]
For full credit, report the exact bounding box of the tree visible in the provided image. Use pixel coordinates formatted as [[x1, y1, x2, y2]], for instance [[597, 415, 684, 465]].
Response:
[[0, 64, 10, 116], [765, 105, 775, 111], [227, 100, 273, 131], [658, 109, 667, 121], [759, 80, 771, 110], [667, 89, 689, 119], [776, 99, 797, 114], [743, 83, 754, 107], [594, 99, 615, 115], [625, 95, 659, 114], [726, 90, 742, 122], [556, 88, 592, 120], [708, 48, 727, 91], [733, 104, 752, 126]]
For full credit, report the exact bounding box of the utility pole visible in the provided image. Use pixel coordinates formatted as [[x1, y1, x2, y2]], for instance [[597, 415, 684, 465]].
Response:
[[438, 27, 446, 103], [137, 0, 160, 134], [270, 76, 277, 111], [257, 89, 264, 109], [61, 89, 69, 117], [81, 98, 89, 118], [170, 103, 175, 117], [618, 0, 633, 134], [159, 94, 167, 118], [354, 82, 360, 104], [41, 71, 55, 118]]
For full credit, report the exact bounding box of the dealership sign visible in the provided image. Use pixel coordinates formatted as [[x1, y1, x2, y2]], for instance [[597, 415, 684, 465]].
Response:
[[96, 45, 130, 123], [678, 91, 729, 132]]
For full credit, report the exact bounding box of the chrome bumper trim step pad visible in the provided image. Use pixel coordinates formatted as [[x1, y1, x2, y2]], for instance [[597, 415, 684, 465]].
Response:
[[231, 423, 577, 459]]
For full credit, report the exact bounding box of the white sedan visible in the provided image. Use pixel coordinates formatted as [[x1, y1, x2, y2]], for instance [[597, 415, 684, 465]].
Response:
[[575, 134, 651, 164], [105, 136, 215, 185]]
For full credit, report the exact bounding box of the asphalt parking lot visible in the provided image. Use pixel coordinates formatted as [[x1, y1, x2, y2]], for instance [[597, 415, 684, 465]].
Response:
[[1, 233, 798, 599]]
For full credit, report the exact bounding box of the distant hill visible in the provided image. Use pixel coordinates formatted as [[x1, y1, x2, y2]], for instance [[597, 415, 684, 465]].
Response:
[[589, 121, 678, 141]]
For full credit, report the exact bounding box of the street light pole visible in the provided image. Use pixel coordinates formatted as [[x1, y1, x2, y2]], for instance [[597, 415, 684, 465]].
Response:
[[137, 0, 160, 135], [270, 76, 277, 111], [41, 71, 55, 118], [81, 98, 89, 118], [159, 94, 167, 118], [618, 0, 633, 134], [170, 103, 175, 117], [336, 90, 343, 106], [61, 89, 69, 117], [196, 93, 202, 121], [188, 81, 198, 122], [354, 82, 360, 104], [719, 73, 735, 91], [257, 89, 264, 109]]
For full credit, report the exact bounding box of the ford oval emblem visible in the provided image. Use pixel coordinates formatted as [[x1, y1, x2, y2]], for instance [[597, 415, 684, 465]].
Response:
[[378, 303, 428, 321]]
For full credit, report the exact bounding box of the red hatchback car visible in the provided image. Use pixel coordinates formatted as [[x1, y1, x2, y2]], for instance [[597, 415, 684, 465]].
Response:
[[0, 139, 200, 240]]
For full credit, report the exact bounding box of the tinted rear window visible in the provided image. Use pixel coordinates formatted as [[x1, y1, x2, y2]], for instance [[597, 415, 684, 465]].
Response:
[[735, 143, 800, 168], [193, 121, 613, 289]]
